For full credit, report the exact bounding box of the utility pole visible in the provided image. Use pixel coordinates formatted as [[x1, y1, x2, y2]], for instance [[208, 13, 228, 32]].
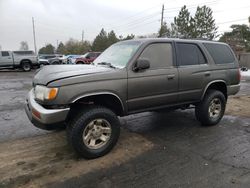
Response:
[[159, 4, 164, 37], [32, 17, 37, 55], [82, 30, 84, 43]]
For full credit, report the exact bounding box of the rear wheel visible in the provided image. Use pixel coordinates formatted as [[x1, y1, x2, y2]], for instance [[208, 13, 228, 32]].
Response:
[[22, 62, 31, 72], [195, 90, 226, 126], [52, 61, 59, 65], [67, 105, 120, 159]]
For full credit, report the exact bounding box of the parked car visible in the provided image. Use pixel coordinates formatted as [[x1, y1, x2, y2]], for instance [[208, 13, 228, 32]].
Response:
[[25, 38, 240, 159], [39, 54, 63, 66], [48, 55, 81, 65], [75, 52, 101, 64], [0, 50, 38, 71]]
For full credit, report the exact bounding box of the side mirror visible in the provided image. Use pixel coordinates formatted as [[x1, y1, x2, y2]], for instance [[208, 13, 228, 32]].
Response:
[[134, 58, 150, 71]]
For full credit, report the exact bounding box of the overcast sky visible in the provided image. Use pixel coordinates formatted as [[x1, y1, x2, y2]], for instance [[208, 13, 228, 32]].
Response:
[[0, 0, 249, 51]]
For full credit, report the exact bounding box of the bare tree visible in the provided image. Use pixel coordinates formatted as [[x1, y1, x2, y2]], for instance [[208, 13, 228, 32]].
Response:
[[19, 41, 29, 50]]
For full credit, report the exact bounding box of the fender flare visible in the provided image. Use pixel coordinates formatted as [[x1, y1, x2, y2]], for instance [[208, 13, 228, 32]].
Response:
[[201, 80, 227, 100], [71, 92, 125, 113]]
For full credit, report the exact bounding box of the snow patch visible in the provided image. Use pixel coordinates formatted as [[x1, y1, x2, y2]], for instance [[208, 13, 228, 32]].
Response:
[[241, 70, 250, 77]]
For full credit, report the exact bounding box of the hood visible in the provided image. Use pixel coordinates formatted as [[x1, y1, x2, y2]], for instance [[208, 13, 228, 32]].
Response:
[[33, 65, 112, 85]]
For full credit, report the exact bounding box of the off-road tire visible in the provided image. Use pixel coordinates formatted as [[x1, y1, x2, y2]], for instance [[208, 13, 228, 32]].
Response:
[[195, 90, 226, 126], [67, 105, 120, 159]]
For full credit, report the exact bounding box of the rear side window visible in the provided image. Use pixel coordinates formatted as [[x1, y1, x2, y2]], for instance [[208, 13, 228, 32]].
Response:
[[89, 53, 96, 58], [139, 43, 173, 69], [177, 43, 206, 66], [203, 43, 235, 64], [1, 51, 10, 56]]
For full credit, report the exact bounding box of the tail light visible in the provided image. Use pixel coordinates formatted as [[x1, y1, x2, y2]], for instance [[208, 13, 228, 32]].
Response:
[[238, 68, 241, 82]]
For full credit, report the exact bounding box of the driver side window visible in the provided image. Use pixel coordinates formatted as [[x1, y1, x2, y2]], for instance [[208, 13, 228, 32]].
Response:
[[2, 51, 10, 57], [139, 43, 173, 69]]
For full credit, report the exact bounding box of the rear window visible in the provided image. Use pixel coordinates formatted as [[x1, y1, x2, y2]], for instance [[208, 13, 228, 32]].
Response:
[[13, 51, 34, 55], [203, 43, 235, 64]]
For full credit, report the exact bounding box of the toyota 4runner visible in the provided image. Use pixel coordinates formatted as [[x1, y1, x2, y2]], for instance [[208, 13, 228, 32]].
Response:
[[25, 38, 241, 159]]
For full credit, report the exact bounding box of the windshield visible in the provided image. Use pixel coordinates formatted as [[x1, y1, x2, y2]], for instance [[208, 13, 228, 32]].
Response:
[[94, 41, 141, 68]]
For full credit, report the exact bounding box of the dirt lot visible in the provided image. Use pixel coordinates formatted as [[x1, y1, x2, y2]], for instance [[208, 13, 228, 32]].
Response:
[[1, 70, 250, 188], [226, 95, 250, 117]]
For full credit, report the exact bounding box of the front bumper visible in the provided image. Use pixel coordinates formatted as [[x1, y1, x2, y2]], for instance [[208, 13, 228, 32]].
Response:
[[25, 89, 70, 130]]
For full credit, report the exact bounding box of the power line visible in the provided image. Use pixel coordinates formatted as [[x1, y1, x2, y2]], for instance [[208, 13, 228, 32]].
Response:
[[107, 4, 162, 27], [213, 5, 250, 14], [217, 18, 248, 25], [117, 19, 160, 33], [109, 0, 220, 33], [108, 0, 220, 29], [113, 12, 160, 31]]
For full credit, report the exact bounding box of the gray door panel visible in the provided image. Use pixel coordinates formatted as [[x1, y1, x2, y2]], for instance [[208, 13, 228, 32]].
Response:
[[178, 65, 211, 102], [128, 68, 178, 111], [127, 42, 178, 112]]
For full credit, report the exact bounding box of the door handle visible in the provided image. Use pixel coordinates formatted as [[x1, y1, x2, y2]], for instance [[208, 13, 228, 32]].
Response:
[[7, 57, 11, 59], [204, 71, 211, 76], [167, 74, 175, 80]]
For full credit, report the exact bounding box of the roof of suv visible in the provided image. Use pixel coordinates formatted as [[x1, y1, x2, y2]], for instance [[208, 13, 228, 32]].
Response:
[[124, 38, 227, 46]]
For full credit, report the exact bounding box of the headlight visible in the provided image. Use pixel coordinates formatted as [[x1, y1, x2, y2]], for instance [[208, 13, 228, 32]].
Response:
[[34, 85, 58, 101]]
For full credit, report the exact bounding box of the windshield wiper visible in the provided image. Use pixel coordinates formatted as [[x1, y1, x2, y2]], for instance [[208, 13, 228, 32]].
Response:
[[97, 62, 117, 69]]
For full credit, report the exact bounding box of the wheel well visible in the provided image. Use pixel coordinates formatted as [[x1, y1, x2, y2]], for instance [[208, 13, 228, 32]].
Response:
[[204, 82, 227, 99], [70, 94, 124, 116], [20, 59, 32, 66], [76, 61, 85, 64]]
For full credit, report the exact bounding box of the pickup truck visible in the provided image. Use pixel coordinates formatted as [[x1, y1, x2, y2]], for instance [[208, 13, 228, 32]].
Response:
[[0, 51, 38, 71], [25, 38, 241, 159]]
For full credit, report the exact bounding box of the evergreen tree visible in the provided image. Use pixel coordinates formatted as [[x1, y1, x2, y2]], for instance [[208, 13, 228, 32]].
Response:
[[158, 22, 171, 37], [219, 24, 250, 52], [172, 5, 217, 39], [92, 29, 109, 51], [193, 5, 217, 39], [57, 42, 66, 54], [107, 30, 119, 46], [122, 34, 135, 40], [174, 5, 192, 38], [170, 23, 179, 38], [39, 44, 55, 54], [64, 39, 91, 54]]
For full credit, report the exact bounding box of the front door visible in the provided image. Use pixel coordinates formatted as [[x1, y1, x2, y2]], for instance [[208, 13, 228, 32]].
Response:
[[127, 42, 178, 112], [0, 51, 13, 66]]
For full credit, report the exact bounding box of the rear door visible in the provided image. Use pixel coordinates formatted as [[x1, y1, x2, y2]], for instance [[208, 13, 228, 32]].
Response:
[[127, 42, 178, 112], [176, 42, 210, 103], [0, 51, 13, 66]]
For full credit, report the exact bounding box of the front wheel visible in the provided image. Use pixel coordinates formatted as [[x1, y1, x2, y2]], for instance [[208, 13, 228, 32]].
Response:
[[67, 105, 120, 159], [195, 90, 226, 126]]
